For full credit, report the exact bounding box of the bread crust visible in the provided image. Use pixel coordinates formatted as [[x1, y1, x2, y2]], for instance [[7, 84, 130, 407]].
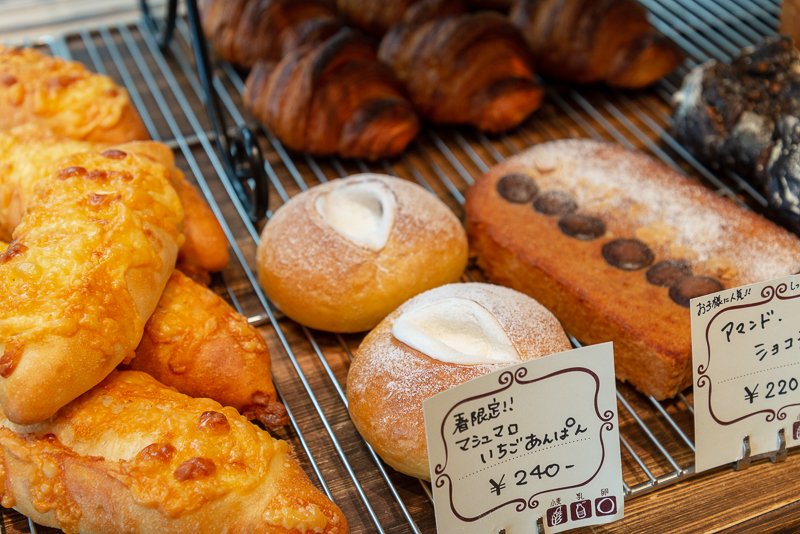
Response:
[[200, 0, 341, 67], [0, 371, 347, 533], [0, 241, 285, 429], [346, 283, 571, 479], [0, 46, 148, 143], [510, 0, 683, 88], [465, 140, 800, 399], [0, 128, 228, 274], [0, 146, 184, 423], [378, 7, 543, 133], [257, 174, 467, 332], [243, 29, 420, 161], [131, 270, 287, 428]]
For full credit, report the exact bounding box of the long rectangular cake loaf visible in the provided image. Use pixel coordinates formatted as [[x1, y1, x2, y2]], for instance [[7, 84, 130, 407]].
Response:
[[466, 140, 800, 399]]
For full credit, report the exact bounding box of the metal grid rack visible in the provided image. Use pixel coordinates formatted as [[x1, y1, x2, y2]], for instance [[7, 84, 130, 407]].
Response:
[[1, 0, 795, 532]]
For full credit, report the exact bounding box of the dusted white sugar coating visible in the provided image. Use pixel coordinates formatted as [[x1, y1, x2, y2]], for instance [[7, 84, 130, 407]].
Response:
[[392, 297, 521, 365], [314, 179, 396, 250]]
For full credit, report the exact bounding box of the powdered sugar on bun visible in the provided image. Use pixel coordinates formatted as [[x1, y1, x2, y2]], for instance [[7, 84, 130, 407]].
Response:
[[346, 283, 571, 480], [314, 177, 397, 251], [392, 297, 520, 365], [257, 173, 468, 332]]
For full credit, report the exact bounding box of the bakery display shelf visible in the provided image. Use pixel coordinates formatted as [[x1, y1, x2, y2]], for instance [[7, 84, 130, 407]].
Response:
[[1, 0, 796, 532]]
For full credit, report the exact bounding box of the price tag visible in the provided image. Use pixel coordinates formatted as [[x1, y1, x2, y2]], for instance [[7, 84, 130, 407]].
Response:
[[423, 343, 624, 533], [691, 275, 800, 472]]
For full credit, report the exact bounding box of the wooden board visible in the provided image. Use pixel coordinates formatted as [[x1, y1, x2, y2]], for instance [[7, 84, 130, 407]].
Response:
[[782, 0, 800, 44]]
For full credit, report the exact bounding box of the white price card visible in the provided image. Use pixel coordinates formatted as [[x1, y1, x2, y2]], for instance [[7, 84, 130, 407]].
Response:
[[691, 275, 800, 472], [423, 343, 624, 534]]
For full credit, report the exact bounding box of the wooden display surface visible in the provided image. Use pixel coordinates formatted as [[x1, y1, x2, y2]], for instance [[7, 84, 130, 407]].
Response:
[[1, 2, 800, 533], [782, 0, 800, 44]]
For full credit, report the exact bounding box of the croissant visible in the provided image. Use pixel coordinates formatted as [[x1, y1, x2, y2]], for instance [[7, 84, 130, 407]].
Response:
[[0, 127, 228, 274], [0, 46, 147, 143], [244, 28, 420, 160], [200, 0, 342, 67], [335, 0, 421, 36], [0, 144, 183, 424], [131, 270, 288, 429], [509, 0, 683, 88], [378, 0, 543, 133], [0, 371, 347, 533]]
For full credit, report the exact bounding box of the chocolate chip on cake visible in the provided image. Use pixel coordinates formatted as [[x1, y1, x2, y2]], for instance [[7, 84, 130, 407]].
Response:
[[669, 276, 724, 307], [558, 213, 606, 240], [533, 190, 577, 215], [647, 260, 692, 287], [602, 239, 654, 270], [496, 173, 538, 203]]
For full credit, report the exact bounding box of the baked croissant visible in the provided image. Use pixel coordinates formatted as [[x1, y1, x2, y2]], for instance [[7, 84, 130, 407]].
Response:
[[0, 46, 147, 143], [509, 0, 683, 88], [0, 144, 183, 424], [244, 28, 420, 160], [200, 0, 342, 67], [335, 0, 421, 36], [0, 127, 228, 274], [378, 0, 544, 133], [0, 371, 347, 533], [131, 270, 288, 429]]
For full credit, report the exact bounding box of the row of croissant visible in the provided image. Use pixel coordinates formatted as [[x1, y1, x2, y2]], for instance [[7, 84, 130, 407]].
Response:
[[0, 46, 347, 532], [200, 0, 683, 160]]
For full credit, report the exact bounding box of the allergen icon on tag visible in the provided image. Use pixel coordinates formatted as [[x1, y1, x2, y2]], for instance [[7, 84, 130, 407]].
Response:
[[595, 496, 618, 516], [570, 500, 592, 520], [546, 505, 568, 527]]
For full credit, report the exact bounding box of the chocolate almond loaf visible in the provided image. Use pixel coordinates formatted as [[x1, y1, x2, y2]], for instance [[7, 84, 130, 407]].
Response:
[[466, 140, 800, 399]]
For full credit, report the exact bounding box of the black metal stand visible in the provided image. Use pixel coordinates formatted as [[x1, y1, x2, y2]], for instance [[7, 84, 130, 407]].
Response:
[[139, 0, 269, 224]]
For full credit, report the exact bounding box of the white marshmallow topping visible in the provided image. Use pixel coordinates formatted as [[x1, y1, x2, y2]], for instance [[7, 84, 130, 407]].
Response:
[[391, 297, 521, 365], [315, 179, 396, 251]]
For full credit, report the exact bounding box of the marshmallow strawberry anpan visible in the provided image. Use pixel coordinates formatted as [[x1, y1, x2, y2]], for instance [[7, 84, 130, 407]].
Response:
[[346, 282, 571, 480], [256, 174, 468, 333]]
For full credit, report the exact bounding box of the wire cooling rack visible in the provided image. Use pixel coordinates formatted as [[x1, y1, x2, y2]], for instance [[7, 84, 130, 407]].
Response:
[[1, 0, 795, 532]]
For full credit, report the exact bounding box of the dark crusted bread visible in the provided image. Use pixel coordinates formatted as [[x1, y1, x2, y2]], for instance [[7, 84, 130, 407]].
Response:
[[672, 36, 800, 233], [466, 140, 800, 399]]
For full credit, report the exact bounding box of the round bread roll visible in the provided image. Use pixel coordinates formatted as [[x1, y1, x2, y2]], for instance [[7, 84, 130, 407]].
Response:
[[346, 282, 571, 480], [256, 174, 468, 332]]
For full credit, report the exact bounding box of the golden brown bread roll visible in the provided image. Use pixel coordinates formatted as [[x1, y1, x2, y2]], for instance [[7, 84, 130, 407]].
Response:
[[0, 130, 279, 425], [0, 127, 228, 273], [510, 0, 683, 88], [131, 270, 288, 429], [465, 140, 800, 399], [378, 0, 543, 133], [347, 283, 571, 479], [0, 371, 347, 533], [257, 173, 468, 332], [0, 144, 184, 424], [244, 29, 420, 160], [200, 0, 342, 67], [169, 169, 229, 274], [0, 46, 148, 143], [0, 240, 286, 428]]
